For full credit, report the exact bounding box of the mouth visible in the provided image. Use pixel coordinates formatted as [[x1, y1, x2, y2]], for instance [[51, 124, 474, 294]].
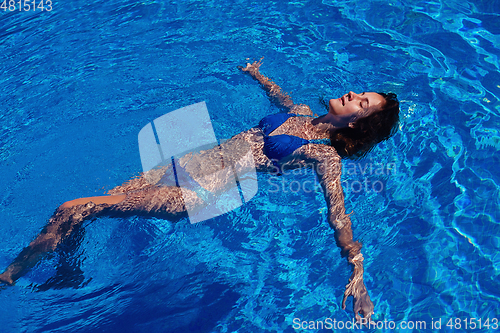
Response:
[[340, 96, 345, 106]]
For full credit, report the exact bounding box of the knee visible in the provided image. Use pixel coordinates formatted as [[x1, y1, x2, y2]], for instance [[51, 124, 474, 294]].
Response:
[[60, 195, 127, 209], [60, 198, 87, 209], [60, 200, 76, 209]]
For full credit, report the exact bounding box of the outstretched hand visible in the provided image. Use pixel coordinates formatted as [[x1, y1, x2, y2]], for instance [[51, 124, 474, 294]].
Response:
[[342, 256, 374, 323], [238, 57, 263, 76]]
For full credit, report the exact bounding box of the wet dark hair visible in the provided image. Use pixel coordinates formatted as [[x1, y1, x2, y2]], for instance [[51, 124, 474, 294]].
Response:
[[330, 92, 400, 158]]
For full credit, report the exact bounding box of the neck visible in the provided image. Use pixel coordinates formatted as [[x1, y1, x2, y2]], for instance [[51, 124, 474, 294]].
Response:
[[304, 116, 336, 138], [312, 113, 351, 129]]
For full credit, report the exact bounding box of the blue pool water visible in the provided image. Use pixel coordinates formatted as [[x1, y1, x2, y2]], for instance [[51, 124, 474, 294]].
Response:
[[1, 0, 499, 332]]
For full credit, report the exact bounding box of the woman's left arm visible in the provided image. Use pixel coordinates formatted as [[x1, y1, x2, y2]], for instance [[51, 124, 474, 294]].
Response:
[[239, 59, 313, 116], [292, 144, 374, 322]]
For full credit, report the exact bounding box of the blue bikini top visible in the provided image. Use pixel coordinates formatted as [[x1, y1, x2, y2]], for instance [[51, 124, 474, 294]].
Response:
[[258, 113, 329, 165]]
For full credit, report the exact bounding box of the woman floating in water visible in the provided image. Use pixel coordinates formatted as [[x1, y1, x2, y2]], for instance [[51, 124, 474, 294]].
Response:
[[0, 60, 399, 321]]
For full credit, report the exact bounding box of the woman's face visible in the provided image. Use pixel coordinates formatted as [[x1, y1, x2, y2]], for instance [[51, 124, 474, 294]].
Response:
[[329, 91, 386, 117]]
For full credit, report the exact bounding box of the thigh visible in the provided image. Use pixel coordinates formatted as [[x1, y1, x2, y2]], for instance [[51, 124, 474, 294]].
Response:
[[110, 185, 205, 219]]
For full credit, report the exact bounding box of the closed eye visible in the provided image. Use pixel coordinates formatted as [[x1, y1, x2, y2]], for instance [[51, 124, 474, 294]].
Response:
[[361, 92, 368, 108]]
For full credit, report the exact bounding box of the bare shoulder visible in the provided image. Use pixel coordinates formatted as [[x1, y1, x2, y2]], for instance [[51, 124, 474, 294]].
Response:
[[289, 103, 313, 116], [277, 142, 340, 173], [298, 142, 341, 163]]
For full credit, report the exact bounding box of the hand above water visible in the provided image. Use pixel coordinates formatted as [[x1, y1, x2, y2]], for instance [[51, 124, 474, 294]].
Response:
[[238, 57, 263, 76]]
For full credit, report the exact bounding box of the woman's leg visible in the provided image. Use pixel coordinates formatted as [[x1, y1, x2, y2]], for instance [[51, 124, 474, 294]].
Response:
[[0, 201, 112, 285], [61, 194, 127, 208], [0, 186, 202, 285]]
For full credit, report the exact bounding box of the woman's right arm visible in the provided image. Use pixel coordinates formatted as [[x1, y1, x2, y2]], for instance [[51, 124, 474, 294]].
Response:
[[239, 59, 313, 116], [290, 143, 374, 322]]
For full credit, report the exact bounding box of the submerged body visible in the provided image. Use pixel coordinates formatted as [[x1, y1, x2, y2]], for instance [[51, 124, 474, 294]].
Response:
[[0, 60, 399, 321]]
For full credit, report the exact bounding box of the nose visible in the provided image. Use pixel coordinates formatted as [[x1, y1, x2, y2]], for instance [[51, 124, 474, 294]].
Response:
[[348, 91, 358, 100]]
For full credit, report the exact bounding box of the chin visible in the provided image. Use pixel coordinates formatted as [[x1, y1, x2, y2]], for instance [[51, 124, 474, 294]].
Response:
[[328, 99, 338, 114]]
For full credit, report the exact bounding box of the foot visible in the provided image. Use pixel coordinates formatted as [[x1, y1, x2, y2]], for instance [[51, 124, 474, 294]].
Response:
[[0, 272, 14, 286]]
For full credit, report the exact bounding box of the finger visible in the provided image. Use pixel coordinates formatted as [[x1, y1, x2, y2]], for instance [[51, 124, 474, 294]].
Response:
[[341, 294, 347, 309], [353, 300, 361, 319]]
